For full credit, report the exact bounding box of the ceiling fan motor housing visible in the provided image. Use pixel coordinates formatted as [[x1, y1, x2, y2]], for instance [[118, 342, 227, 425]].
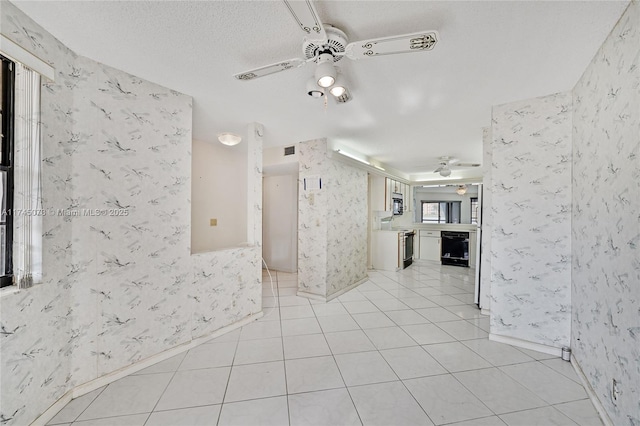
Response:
[[303, 25, 348, 62]]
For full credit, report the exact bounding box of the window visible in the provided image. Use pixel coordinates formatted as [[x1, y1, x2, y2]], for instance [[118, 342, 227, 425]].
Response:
[[421, 201, 461, 223], [470, 197, 478, 224], [0, 53, 43, 289], [1, 55, 15, 288]]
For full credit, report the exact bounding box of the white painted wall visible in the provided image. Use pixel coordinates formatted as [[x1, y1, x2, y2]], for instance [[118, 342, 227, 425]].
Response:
[[263, 174, 298, 273], [191, 139, 248, 253], [264, 144, 298, 168]]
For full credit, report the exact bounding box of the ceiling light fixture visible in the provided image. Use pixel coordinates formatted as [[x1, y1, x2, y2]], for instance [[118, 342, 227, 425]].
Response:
[[306, 77, 324, 98], [217, 132, 242, 146], [456, 185, 467, 195], [315, 53, 336, 88], [439, 167, 451, 177]]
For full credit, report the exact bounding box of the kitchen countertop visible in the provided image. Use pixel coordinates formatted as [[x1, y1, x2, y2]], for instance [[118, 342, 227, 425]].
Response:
[[393, 224, 477, 232]]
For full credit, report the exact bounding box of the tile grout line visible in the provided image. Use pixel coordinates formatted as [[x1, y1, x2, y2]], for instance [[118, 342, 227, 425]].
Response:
[[313, 286, 365, 426], [273, 271, 293, 426], [373, 268, 445, 425], [214, 323, 242, 425], [61, 263, 589, 426], [377, 264, 494, 423], [54, 385, 107, 425]]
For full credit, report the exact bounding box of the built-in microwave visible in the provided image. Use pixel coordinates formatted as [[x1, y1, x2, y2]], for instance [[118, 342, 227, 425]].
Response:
[[392, 193, 403, 215]]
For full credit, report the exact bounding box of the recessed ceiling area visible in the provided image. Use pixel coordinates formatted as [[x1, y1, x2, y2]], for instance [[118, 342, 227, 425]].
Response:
[[12, 0, 629, 180]]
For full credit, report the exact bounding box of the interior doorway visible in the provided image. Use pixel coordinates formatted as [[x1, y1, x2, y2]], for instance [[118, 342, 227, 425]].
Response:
[[262, 170, 298, 273]]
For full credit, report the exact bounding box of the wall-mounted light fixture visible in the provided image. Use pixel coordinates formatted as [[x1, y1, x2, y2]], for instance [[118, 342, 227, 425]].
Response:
[[456, 185, 467, 195], [217, 132, 242, 146]]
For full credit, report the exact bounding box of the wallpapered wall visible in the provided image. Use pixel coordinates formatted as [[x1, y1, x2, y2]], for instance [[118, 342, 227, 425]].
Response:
[[0, 3, 262, 425], [298, 139, 368, 299], [489, 91, 573, 348], [325, 158, 368, 298], [479, 126, 492, 312], [571, 1, 640, 423], [297, 139, 329, 296]]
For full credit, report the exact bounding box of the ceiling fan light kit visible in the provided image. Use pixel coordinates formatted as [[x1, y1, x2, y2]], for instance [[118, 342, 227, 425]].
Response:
[[234, 0, 439, 107], [329, 72, 347, 97], [433, 156, 481, 177], [306, 77, 325, 97], [315, 53, 336, 88]]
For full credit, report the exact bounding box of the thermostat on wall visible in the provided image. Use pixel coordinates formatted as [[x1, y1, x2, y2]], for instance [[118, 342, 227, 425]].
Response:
[[303, 176, 321, 190]]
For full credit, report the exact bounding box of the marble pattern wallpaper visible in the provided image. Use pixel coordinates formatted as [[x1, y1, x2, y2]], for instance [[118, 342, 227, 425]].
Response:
[[490, 91, 573, 348], [571, 1, 640, 423], [297, 139, 329, 296], [479, 126, 492, 312], [298, 139, 367, 299], [0, 3, 262, 425], [325, 159, 367, 298]]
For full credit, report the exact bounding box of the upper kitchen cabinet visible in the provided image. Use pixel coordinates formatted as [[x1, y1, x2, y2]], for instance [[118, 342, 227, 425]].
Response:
[[369, 175, 410, 213], [369, 175, 389, 212]]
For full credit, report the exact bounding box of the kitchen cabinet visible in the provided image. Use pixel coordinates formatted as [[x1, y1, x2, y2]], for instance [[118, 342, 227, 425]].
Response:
[[371, 230, 402, 271], [370, 176, 409, 211], [385, 178, 410, 213], [419, 230, 441, 262], [369, 175, 389, 212]]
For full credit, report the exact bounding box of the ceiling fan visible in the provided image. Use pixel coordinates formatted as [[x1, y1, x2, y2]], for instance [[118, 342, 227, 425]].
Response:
[[234, 0, 439, 103], [433, 157, 481, 177]]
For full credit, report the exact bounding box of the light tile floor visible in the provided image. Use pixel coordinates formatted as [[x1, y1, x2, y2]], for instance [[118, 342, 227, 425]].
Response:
[[48, 262, 602, 426]]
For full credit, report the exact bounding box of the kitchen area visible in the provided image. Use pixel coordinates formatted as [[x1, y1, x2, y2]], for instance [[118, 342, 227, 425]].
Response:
[[369, 175, 482, 304]]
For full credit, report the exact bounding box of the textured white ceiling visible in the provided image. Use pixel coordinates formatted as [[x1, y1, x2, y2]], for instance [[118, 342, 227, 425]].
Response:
[[12, 0, 629, 180]]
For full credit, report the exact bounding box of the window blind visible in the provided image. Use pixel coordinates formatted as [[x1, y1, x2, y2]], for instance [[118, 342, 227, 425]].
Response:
[[13, 63, 42, 289]]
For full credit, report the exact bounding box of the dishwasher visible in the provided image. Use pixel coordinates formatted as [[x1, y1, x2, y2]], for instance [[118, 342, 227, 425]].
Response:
[[440, 231, 469, 267], [402, 230, 415, 268]]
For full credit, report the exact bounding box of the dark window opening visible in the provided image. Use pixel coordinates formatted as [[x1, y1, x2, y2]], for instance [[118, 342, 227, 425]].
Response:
[[421, 201, 461, 224], [1, 55, 14, 288]]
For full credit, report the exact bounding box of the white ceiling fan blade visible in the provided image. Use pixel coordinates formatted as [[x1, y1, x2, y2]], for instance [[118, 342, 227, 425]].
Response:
[[283, 0, 327, 43], [433, 165, 444, 173], [234, 58, 306, 81], [345, 30, 438, 60], [451, 162, 481, 168]]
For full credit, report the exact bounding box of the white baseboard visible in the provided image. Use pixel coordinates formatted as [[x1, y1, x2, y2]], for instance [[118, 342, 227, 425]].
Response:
[[32, 391, 74, 426], [327, 277, 368, 302], [480, 308, 491, 316], [32, 311, 264, 426], [488, 333, 563, 357], [570, 356, 613, 426], [297, 276, 369, 303]]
